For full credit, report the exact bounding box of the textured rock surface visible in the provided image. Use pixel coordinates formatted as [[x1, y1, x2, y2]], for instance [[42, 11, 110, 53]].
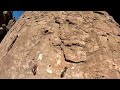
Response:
[[0, 11, 120, 79], [0, 11, 16, 42]]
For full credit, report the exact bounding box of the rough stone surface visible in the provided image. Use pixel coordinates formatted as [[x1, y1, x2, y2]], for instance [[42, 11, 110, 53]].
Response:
[[0, 11, 16, 42], [0, 11, 120, 79]]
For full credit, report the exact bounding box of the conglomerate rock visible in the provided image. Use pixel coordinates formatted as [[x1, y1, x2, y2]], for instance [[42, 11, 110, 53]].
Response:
[[0, 11, 120, 79]]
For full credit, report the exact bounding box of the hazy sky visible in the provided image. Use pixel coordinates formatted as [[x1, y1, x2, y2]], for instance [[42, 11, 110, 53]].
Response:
[[13, 11, 25, 20]]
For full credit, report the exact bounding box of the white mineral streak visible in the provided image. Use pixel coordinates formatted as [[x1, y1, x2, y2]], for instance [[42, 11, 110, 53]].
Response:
[[46, 65, 53, 74], [56, 54, 61, 65], [38, 54, 43, 60]]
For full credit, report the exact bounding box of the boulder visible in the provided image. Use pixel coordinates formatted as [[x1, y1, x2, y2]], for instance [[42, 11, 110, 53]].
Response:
[[0, 11, 120, 79]]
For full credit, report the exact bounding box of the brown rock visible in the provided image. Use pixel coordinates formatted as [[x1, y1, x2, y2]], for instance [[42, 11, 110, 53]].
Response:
[[0, 11, 120, 79]]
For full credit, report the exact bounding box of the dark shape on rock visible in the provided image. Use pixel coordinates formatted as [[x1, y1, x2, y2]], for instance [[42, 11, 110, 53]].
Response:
[[0, 11, 16, 43], [60, 67, 68, 78]]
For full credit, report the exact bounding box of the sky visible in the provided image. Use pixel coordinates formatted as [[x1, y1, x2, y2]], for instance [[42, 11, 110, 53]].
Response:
[[13, 11, 25, 20]]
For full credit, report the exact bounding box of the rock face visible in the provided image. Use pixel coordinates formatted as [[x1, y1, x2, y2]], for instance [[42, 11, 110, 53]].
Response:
[[0, 11, 16, 43], [0, 11, 120, 79]]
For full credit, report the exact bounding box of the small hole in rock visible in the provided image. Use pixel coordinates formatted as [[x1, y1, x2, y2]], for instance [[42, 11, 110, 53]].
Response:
[[52, 42, 54, 44], [93, 18, 97, 20], [44, 30, 49, 33], [117, 34, 120, 36], [66, 19, 74, 25], [66, 19, 69, 22], [32, 59, 35, 60], [106, 33, 110, 35], [101, 34, 107, 37], [113, 65, 115, 66], [49, 65, 51, 67]]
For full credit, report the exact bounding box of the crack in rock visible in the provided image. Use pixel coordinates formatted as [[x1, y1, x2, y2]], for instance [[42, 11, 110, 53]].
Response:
[[60, 66, 68, 78], [60, 40, 86, 63], [93, 11, 105, 15], [62, 49, 86, 63], [7, 35, 18, 52], [65, 19, 76, 25], [64, 43, 84, 47], [57, 23, 86, 64], [31, 64, 38, 75]]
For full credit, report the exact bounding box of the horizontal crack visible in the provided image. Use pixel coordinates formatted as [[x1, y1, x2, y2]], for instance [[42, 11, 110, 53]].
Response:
[[93, 11, 105, 15], [59, 30, 86, 64], [64, 43, 84, 47], [64, 53, 86, 64], [65, 59, 85, 63], [60, 43, 86, 64]]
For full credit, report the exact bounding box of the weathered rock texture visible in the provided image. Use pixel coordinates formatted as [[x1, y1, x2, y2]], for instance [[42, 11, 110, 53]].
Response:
[[0, 11, 16, 43], [0, 11, 120, 79]]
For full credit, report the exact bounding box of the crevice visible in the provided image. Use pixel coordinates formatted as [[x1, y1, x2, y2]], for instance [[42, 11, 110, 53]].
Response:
[[101, 34, 107, 37], [60, 66, 68, 78], [63, 52, 85, 64], [48, 65, 51, 67], [35, 20, 38, 22], [64, 44, 71, 47], [66, 19, 76, 25], [52, 44, 61, 46], [93, 11, 105, 15], [54, 17, 61, 29], [43, 29, 53, 35], [106, 33, 110, 35], [31, 64, 38, 75], [7, 35, 18, 52], [71, 43, 84, 47], [27, 17, 30, 19], [44, 30, 49, 33], [59, 37, 86, 64], [55, 19, 60, 25], [57, 25, 86, 64], [64, 43, 83, 47], [117, 34, 120, 37]]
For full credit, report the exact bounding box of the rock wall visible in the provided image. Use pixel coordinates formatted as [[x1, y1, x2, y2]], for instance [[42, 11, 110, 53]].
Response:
[[0, 11, 16, 43], [0, 11, 120, 79]]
